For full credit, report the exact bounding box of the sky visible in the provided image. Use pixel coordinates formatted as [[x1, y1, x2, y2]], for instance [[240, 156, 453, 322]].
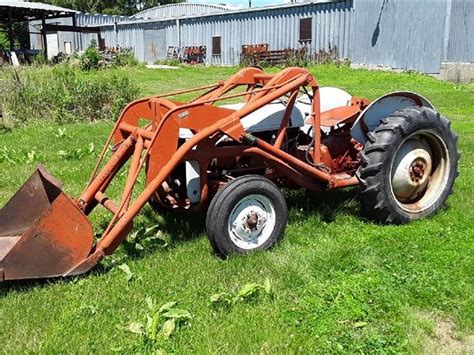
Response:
[[188, 0, 292, 9]]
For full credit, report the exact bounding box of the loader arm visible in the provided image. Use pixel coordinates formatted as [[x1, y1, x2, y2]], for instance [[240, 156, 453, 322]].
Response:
[[77, 69, 319, 258], [0, 67, 363, 281]]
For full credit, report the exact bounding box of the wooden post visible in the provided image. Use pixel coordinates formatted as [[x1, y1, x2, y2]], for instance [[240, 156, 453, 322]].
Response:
[[7, 9, 14, 50], [72, 14, 78, 50], [41, 17, 48, 61]]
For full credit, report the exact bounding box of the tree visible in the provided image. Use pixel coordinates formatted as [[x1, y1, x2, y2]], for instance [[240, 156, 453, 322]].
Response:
[[0, 23, 29, 50]]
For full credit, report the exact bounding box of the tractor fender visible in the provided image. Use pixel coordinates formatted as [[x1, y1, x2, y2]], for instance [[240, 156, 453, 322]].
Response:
[[350, 92, 434, 144]]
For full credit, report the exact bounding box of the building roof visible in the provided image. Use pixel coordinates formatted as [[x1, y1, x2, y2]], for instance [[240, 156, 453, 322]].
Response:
[[91, 0, 345, 27], [0, 1, 77, 22], [134, 3, 233, 20]]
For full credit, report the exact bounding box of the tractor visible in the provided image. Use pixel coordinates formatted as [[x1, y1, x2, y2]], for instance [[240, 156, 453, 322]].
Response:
[[0, 67, 459, 281]]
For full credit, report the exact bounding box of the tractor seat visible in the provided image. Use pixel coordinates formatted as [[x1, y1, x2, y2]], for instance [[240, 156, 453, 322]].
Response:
[[297, 86, 357, 129], [318, 105, 361, 127]]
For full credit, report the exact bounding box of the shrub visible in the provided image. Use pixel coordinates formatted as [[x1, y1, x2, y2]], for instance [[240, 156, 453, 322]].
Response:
[[0, 65, 139, 128], [114, 49, 139, 67], [32, 50, 47, 65], [80, 41, 104, 71]]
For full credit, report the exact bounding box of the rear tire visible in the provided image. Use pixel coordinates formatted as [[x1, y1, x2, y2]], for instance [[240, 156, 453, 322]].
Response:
[[206, 175, 287, 257], [357, 106, 460, 224]]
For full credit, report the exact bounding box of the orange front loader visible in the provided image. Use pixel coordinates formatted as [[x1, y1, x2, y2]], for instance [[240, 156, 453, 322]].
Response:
[[0, 67, 459, 281]]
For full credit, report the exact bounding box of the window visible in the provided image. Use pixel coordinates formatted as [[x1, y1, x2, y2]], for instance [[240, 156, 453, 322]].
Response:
[[64, 41, 72, 54], [212, 36, 221, 55], [299, 18, 312, 42]]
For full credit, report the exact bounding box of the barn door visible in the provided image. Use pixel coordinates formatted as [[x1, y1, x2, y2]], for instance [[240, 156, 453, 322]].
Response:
[[144, 29, 166, 64], [46, 32, 59, 60]]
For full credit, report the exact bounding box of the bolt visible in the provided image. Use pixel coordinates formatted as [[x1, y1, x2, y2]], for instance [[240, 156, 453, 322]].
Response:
[[245, 212, 259, 231], [409, 159, 426, 183]]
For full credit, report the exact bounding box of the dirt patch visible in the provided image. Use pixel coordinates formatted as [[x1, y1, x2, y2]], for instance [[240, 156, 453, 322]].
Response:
[[423, 316, 474, 354]]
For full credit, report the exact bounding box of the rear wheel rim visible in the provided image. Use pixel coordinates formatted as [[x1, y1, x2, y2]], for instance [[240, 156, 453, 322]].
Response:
[[227, 194, 276, 250], [390, 130, 450, 213]]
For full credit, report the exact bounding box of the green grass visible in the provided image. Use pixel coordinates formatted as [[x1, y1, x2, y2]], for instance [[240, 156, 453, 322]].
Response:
[[0, 65, 473, 353]]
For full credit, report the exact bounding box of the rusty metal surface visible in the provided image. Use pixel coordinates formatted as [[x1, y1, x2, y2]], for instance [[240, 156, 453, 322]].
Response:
[[0, 165, 62, 239], [0, 167, 94, 281], [319, 105, 361, 127], [0, 237, 21, 260]]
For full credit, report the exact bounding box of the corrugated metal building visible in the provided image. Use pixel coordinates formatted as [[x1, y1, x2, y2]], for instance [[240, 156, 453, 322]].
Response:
[[135, 3, 233, 19], [351, 0, 474, 74], [30, 0, 474, 77], [177, 1, 353, 65], [29, 13, 134, 56], [443, 0, 474, 63]]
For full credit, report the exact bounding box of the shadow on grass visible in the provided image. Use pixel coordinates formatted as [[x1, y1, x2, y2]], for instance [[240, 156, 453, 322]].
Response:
[[286, 187, 360, 223], [123, 188, 361, 259], [115, 206, 208, 262], [0, 187, 361, 294], [144, 206, 207, 243], [0, 275, 83, 295]]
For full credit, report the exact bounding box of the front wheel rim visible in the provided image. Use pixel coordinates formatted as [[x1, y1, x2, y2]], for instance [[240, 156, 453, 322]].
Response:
[[227, 194, 276, 250], [390, 130, 450, 213]]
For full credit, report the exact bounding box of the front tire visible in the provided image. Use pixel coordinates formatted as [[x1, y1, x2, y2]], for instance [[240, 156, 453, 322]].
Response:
[[357, 106, 460, 224], [206, 175, 288, 257]]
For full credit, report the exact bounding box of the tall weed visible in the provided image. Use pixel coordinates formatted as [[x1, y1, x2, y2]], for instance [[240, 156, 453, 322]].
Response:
[[0, 65, 138, 128]]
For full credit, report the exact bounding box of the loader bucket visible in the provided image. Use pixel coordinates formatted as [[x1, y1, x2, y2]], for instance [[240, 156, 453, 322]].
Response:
[[0, 166, 94, 281]]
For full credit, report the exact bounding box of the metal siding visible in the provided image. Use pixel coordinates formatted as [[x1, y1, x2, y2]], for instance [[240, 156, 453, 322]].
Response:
[[351, 0, 447, 73], [446, 0, 474, 61], [29, 0, 473, 73], [135, 3, 231, 20], [178, 1, 353, 65], [29, 17, 75, 53], [74, 13, 137, 51], [75, 13, 132, 26]]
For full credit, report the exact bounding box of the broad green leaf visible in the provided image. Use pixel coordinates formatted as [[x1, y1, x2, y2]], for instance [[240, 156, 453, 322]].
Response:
[[163, 308, 192, 320], [158, 301, 177, 315], [210, 292, 226, 302], [117, 263, 134, 282], [128, 229, 141, 241], [26, 150, 36, 163], [128, 322, 144, 335], [236, 283, 261, 299], [145, 297, 155, 311], [145, 225, 159, 235], [146, 315, 153, 332], [264, 278, 272, 294], [210, 292, 233, 305], [353, 321, 368, 328], [161, 318, 176, 340], [144, 230, 171, 248]]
